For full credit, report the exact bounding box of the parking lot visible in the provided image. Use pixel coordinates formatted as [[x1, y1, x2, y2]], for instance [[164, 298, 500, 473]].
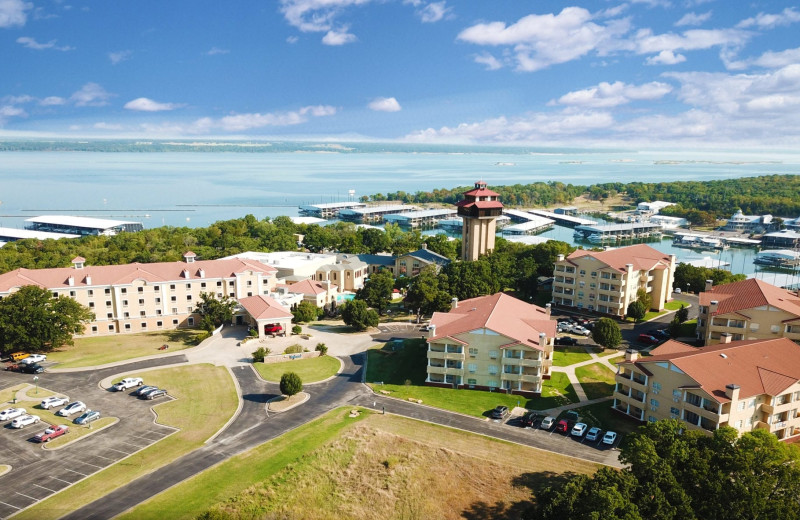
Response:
[[500, 412, 622, 451], [0, 361, 181, 519]]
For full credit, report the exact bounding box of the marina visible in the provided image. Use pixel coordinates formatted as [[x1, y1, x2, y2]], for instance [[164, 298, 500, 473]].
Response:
[[338, 204, 419, 223], [573, 222, 662, 243], [383, 208, 457, 228], [528, 209, 596, 227], [298, 202, 366, 218]]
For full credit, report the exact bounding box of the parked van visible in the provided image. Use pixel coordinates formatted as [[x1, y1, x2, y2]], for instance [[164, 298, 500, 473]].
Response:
[[10, 352, 29, 362]]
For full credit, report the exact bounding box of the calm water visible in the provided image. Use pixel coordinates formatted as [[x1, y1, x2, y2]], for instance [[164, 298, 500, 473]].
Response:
[[1, 148, 799, 280]]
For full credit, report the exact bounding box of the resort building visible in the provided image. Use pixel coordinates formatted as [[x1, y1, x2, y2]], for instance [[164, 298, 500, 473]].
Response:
[[649, 215, 688, 230], [762, 229, 800, 249], [457, 181, 503, 261], [723, 210, 777, 234], [0, 252, 278, 335], [0, 227, 80, 246], [25, 215, 144, 236], [552, 244, 677, 317], [614, 337, 800, 440], [275, 279, 339, 308], [696, 278, 800, 345], [395, 246, 451, 277], [238, 295, 294, 338], [637, 200, 675, 214], [425, 293, 556, 397]]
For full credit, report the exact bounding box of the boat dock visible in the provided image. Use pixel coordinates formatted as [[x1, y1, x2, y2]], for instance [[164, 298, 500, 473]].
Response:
[[673, 231, 760, 249], [339, 204, 419, 223], [383, 208, 457, 227], [528, 209, 595, 227], [573, 222, 662, 243], [502, 214, 555, 235], [298, 202, 367, 218], [753, 250, 800, 268]]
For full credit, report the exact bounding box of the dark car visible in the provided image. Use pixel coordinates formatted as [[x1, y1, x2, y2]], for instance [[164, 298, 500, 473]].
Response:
[[638, 334, 660, 345], [20, 363, 45, 374], [520, 411, 539, 428], [145, 389, 168, 400], [490, 405, 509, 420], [555, 336, 578, 346], [134, 385, 157, 397], [655, 328, 670, 338]]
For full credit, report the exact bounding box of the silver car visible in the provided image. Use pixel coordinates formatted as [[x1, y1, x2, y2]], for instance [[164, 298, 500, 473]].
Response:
[[41, 396, 69, 409], [0, 407, 26, 421], [57, 401, 86, 417], [11, 414, 40, 429]]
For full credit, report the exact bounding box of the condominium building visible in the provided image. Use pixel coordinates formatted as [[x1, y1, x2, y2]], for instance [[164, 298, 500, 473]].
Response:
[[614, 337, 800, 440], [551, 244, 677, 317], [697, 278, 800, 345], [425, 293, 555, 397], [0, 252, 278, 335]]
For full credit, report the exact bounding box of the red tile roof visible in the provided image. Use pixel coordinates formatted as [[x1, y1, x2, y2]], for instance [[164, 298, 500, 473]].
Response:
[[428, 292, 556, 351], [462, 185, 500, 198], [277, 279, 335, 296], [0, 257, 277, 292], [239, 295, 293, 320], [621, 338, 800, 402], [566, 244, 673, 272], [455, 200, 504, 209], [699, 278, 800, 317]]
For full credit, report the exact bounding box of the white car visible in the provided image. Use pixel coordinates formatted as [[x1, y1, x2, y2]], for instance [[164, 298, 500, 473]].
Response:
[[570, 325, 591, 336], [112, 377, 144, 391], [11, 414, 40, 429], [0, 407, 27, 421], [571, 422, 588, 437], [20, 354, 47, 365], [540, 416, 556, 430], [603, 431, 618, 446], [585, 426, 603, 442], [56, 401, 86, 417], [41, 396, 69, 409]]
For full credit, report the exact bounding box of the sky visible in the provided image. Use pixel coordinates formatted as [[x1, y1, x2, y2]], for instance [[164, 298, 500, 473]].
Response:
[[2, 0, 800, 147]]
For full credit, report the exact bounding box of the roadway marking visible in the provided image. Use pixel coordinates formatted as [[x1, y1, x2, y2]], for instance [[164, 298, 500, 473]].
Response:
[[0, 501, 20, 510], [49, 475, 73, 484], [33, 483, 58, 493], [90, 454, 116, 462], [75, 460, 104, 469], [15, 492, 37, 501], [64, 468, 88, 477], [105, 447, 131, 455], [120, 441, 148, 449]]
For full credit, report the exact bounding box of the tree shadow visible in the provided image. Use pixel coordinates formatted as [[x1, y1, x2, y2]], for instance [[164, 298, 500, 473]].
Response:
[[461, 471, 578, 520]]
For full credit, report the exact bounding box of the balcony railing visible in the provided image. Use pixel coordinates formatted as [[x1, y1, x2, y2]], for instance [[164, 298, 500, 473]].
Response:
[[427, 350, 465, 361], [503, 357, 541, 367], [501, 372, 540, 383]]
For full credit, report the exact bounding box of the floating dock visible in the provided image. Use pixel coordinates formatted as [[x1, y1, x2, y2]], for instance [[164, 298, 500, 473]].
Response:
[[502, 214, 555, 235], [339, 204, 419, 223], [383, 208, 457, 227], [528, 209, 595, 227], [573, 222, 662, 243], [298, 202, 366, 218]]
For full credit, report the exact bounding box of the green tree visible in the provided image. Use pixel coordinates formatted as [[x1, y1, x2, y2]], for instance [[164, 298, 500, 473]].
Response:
[[356, 269, 395, 315], [404, 264, 452, 318], [251, 346, 270, 362], [627, 300, 647, 322], [315, 342, 328, 356], [360, 227, 391, 254], [340, 299, 379, 331], [292, 301, 319, 323], [0, 285, 95, 354], [279, 372, 303, 396], [442, 259, 498, 301], [194, 292, 236, 332], [676, 304, 689, 323], [636, 288, 652, 311], [668, 315, 682, 337], [591, 318, 622, 349]]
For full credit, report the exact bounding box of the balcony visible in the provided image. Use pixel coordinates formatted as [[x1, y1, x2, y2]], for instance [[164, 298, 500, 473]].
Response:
[[428, 365, 463, 376], [503, 357, 541, 368], [427, 350, 465, 361], [501, 372, 540, 383]]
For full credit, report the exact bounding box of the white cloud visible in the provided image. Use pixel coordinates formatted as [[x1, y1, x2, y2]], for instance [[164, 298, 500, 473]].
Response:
[[0, 105, 25, 118], [632, 28, 748, 55], [218, 105, 336, 131], [737, 7, 800, 29], [279, 0, 370, 33], [629, 0, 671, 7], [108, 50, 132, 64], [16, 36, 73, 51], [70, 83, 113, 107], [646, 49, 686, 65], [93, 122, 123, 130], [124, 97, 183, 112], [555, 81, 673, 108], [417, 1, 451, 23], [40, 96, 66, 106], [286, 36, 299, 44], [753, 47, 800, 69], [675, 11, 711, 26], [473, 52, 503, 70], [206, 47, 229, 55], [457, 7, 632, 72], [322, 29, 356, 45], [368, 97, 401, 112], [0, 0, 32, 28]]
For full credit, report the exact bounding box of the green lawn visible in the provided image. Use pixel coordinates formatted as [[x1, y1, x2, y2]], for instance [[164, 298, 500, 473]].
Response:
[[46, 417, 117, 449], [552, 345, 593, 366], [48, 330, 205, 368], [665, 300, 687, 311], [253, 355, 341, 383], [15, 364, 237, 520], [572, 400, 640, 435], [597, 349, 624, 358], [574, 363, 617, 400], [118, 407, 368, 520], [366, 339, 578, 416]]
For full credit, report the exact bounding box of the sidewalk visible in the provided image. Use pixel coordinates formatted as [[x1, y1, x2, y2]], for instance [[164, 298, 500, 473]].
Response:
[[549, 346, 624, 409]]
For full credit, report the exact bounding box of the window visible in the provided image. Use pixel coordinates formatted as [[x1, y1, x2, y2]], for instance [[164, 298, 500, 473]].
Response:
[[170, 284, 176, 290], [749, 399, 756, 408], [107, 312, 113, 318], [89, 302, 95, 308], [52, 292, 58, 298], [69, 290, 76, 297], [139, 299, 145, 305], [172, 319, 179, 325], [171, 296, 177, 302], [229, 292, 234, 297], [124, 324, 131, 330], [229, 281, 234, 287], [247, 281, 252, 287], [156, 309, 162, 316], [105, 288, 111, 294], [591, 271, 597, 278], [650, 398, 659, 407], [138, 287, 144, 293], [123, 312, 130, 318], [121, 288, 127, 294], [91, 326, 98, 333], [122, 299, 128, 307], [467, 378, 477, 385], [140, 311, 146, 317], [735, 420, 743, 429], [188, 317, 195, 326], [186, 295, 193, 301], [670, 407, 680, 415], [469, 347, 478, 357], [217, 281, 223, 287], [652, 382, 662, 391], [771, 324, 780, 333], [579, 270, 586, 276], [489, 350, 498, 359], [88, 290, 94, 296], [109, 325, 115, 331], [186, 283, 191, 289], [187, 306, 193, 313], [487, 380, 498, 389], [157, 321, 163, 327], [738, 401, 746, 411], [648, 416, 657, 423], [141, 322, 147, 329], [488, 365, 498, 375], [467, 363, 477, 373], [201, 282, 206, 288], [172, 308, 178, 314]]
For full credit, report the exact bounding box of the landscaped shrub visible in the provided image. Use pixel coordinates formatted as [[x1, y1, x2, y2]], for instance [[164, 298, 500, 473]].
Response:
[[292, 325, 302, 335], [280, 372, 303, 396], [284, 344, 304, 354], [315, 343, 328, 356], [251, 346, 270, 363], [194, 331, 212, 345]]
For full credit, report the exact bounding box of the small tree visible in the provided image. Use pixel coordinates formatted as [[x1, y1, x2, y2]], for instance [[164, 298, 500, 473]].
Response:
[[292, 324, 302, 335], [677, 304, 689, 323], [280, 372, 303, 396], [668, 315, 682, 338], [636, 288, 652, 311], [340, 299, 379, 331], [592, 318, 622, 350], [194, 292, 236, 332], [627, 301, 647, 322], [315, 343, 328, 356], [292, 301, 319, 323], [252, 346, 270, 363]]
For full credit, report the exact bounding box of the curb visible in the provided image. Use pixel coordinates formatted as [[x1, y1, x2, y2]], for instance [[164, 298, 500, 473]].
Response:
[[97, 362, 194, 391], [43, 417, 120, 451], [250, 356, 344, 386], [0, 465, 10, 477], [266, 392, 310, 413]]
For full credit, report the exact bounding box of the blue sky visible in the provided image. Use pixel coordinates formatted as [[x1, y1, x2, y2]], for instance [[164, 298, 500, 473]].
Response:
[[2, 0, 800, 147]]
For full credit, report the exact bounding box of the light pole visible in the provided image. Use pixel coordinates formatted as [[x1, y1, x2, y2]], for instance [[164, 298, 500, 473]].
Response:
[[33, 375, 39, 394]]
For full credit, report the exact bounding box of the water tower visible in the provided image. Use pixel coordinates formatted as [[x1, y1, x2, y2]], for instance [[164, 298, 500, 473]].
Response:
[[456, 180, 503, 261]]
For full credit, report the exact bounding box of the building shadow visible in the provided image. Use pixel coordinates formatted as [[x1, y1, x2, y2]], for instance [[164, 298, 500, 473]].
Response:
[[461, 471, 577, 520]]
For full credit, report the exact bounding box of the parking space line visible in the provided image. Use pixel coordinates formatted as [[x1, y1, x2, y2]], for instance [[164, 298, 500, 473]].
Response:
[[15, 492, 37, 501], [63, 468, 88, 477], [0, 501, 20, 510], [88, 453, 116, 462], [119, 440, 148, 449], [32, 483, 58, 493], [75, 459, 104, 469], [105, 446, 132, 455], [49, 475, 73, 485]]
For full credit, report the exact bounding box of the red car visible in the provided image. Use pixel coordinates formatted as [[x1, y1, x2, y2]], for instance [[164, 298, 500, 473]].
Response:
[[34, 424, 69, 443], [555, 419, 569, 433], [264, 324, 283, 334], [638, 334, 660, 345]]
